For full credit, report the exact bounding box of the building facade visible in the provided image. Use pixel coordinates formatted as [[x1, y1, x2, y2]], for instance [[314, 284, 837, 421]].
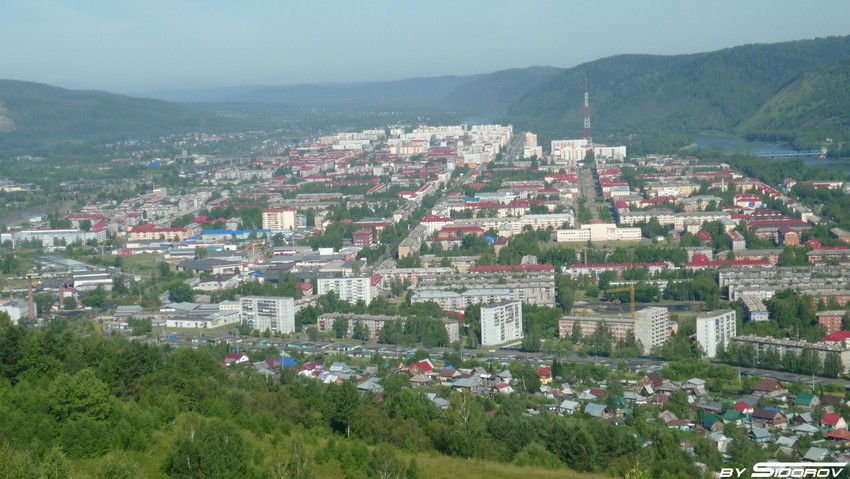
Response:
[[696, 309, 737, 358], [262, 208, 296, 232], [240, 296, 295, 334], [634, 307, 669, 355], [480, 300, 523, 346], [318, 276, 372, 306]]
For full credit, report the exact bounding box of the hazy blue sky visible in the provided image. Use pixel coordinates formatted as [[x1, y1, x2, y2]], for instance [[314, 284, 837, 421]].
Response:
[[2, 0, 849, 93]]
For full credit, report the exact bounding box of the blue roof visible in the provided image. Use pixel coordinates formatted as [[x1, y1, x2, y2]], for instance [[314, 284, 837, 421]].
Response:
[[202, 229, 271, 235]]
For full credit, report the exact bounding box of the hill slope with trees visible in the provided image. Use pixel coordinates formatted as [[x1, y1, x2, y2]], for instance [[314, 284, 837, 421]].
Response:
[[0, 80, 233, 154], [502, 35, 850, 151]]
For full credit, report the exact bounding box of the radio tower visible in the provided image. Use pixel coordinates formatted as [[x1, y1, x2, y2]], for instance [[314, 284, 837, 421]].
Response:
[[583, 76, 593, 147]]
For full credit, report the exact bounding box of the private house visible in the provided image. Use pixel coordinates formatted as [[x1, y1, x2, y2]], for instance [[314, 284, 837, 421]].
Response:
[[821, 413, 847, 431], [753, 379, 786, 398], [794, 393, 820, 409], [750, 408, 787, 430], [748, 427, 771, 443]]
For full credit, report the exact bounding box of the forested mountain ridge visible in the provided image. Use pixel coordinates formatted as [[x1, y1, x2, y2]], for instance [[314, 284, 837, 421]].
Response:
[[502, 35, 850, 152], [0, 80, 233, 153], [736, 58, 850, 155]]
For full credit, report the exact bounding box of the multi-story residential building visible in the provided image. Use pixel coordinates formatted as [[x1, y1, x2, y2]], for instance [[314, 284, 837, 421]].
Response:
[[262, 208, 296, 232], [732, 335, 850, 373], [318, 276, 372, 306], [317, 313, 460, 343], [558, 316, 633, 342], [240, 296, 295, 334], [4, 228, 108, 247], [128, 224, 190, 242], [410, 265, 556, 310], [634, 307, 669, 355], [817, 311, 846, 336], [564, 262, 669, 279], [720, 266, 850, 304], [696, 309, 737, 358], [481, 300, 523, 346]]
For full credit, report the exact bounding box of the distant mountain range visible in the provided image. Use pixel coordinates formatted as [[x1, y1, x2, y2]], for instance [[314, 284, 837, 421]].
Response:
[[2, 35, 850, 155]]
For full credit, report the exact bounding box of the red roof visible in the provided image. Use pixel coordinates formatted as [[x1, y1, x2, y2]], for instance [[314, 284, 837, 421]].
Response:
[[823, 413, 844, 426], [733, 401, 753, 413], [695, 231, 712, 241], [470, 264, 554, 273], [569, 262, 667, 269], [536, 367, 551, 378], [826, 428, 850, 440], [421, 215, 453, 223]]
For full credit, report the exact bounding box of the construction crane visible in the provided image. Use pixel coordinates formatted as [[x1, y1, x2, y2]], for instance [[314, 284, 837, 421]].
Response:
[[605, 282, 635, 320]]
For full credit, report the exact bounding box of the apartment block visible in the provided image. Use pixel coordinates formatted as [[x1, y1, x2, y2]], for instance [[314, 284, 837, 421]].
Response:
[[696, 309, 737, 358], [634, 307, 670, 355], [262, 208, 296, 232], [318, 276, 372, 306], [240, 296, 295, 334], [558, 316, 633, 342], [481, 300, 523, 346], [317, 313, 460, 343]]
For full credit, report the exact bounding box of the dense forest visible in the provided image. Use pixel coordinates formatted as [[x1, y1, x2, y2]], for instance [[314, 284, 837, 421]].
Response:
[[0, 315, 725, 479]]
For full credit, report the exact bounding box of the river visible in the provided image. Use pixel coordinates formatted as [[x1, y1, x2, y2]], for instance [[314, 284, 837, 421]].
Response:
[[687, 134, 850, 174]]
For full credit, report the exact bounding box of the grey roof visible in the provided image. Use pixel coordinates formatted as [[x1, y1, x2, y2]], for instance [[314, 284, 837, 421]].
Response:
[[329, 362, 349, 372], [776, 436, 797, 447], [559, 399, 579, 411], [451, 376, 479, 389], [793, 423, 820, 434], [803, 446, 829, 462], [749, 427, 771, 439], [585, 403, 607, 418], [357, 377, 383, 392]]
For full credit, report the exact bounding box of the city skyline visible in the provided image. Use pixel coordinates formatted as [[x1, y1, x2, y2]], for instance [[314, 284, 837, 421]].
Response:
[[2, 0, 849, 94]]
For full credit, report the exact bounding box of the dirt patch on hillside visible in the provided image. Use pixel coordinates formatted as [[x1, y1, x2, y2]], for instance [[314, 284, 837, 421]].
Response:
[[0, 103, 16, 132]]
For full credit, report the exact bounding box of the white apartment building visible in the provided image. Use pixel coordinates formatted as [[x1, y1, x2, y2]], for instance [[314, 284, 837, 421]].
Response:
[[480, 300, 523, 346], [240, 296, 295, 334], [634, 307, 669, 355], [696, 309, 737, 358], [262, 208, 296, 232], [318, 276, 372, 306]]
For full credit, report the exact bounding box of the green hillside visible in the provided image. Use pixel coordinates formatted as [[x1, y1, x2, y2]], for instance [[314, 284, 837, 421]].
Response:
[[737, 58, 850, 156], [503, 36, 850, 150], [0, 80, 233, 153]]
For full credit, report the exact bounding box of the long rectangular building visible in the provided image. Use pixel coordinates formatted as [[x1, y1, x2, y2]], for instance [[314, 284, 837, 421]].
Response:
[[317, 313, 460, 343]]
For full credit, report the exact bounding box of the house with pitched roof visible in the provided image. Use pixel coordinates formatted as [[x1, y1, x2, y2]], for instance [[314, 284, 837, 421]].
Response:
[[751, 408, 787, 430]]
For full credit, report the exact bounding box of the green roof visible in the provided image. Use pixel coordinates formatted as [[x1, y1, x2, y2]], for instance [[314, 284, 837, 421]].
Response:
[[723, 409, 744, 421], [794, 393, 816, 406], [703, 413, 721, 429]]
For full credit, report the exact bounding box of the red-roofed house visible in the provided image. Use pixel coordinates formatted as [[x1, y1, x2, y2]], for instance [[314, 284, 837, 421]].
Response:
[[536, 366, 552, 385], [822, 413, 847, 431], [733, 401, 754, 415], [224, 354, 250, 366], [827, 428, 850, 441]]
